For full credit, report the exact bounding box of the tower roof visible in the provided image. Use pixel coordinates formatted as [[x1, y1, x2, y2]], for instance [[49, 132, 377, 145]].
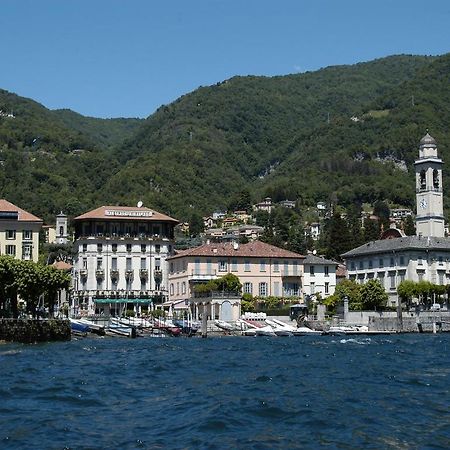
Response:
[[419, 132, 437, 147]]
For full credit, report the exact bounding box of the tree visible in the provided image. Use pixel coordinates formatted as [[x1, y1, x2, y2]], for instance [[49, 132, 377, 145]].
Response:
[[324, 279, 361, 312], [359, 279, 388, 310], [189, 211, 204, 237], [403, 215, 416, 236], [373, 200, 390, 229], [397, 280, 416, 309], [363, 218, 380, 242], [319, 212, 353, 261], [0, 256, 20, 318]]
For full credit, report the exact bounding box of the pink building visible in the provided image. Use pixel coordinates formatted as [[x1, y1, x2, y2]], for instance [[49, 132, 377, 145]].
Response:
[[167, 241, 304, 320]]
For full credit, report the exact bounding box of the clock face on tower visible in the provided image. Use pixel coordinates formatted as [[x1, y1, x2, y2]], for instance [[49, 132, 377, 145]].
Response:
[[420, 199, 428, 209]]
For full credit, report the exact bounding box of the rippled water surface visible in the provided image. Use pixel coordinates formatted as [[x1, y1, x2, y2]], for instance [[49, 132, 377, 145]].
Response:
[[1, 334, 450, 449]]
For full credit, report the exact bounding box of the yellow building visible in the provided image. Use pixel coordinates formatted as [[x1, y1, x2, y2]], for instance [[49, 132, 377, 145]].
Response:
[[0, 199, 43, 262]]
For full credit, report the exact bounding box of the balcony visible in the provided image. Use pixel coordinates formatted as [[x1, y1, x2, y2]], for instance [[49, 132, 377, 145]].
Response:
[[79, 269, 88, 278], [154, 269, 162, 280], [188, 270, 218, 281], [95, 269, 105, 278], [125, 269, 134, 279], [139, 269, 149, 278], [110, 269, 119, 279]]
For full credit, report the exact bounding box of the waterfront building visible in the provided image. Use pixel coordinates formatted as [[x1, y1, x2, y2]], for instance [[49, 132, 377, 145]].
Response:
[[72, 205, 178, 315], [302, 254, 338, 300], [0, 199, 42, 262], [253, 197, 273, 213], [167, 240, 304, 320], [343, 133, 450, 306]]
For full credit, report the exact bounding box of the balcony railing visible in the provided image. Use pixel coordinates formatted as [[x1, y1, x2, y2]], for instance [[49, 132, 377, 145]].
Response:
[[139, 269, 149, 278], [110, 269, 119, 279], [79, 269, 88, 278], [95, 269, 105, 278], [125, 269, 134, 279], [154, 269, 162, 280]]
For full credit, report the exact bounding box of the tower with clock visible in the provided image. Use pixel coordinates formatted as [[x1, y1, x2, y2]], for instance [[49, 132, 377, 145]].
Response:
[[414, 132, 445, 237]]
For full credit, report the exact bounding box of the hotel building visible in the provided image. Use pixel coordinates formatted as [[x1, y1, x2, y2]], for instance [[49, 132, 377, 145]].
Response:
[[72, 205, 178, 315], [0, 199, 42, 262], [168, 240, 304, 321]]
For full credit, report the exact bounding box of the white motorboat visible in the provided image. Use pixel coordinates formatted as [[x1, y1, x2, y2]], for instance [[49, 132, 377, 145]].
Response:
[[328, 325, 362, 335], [255, 325, 277, 337], [292, 326, 323, 336], [214, 320, 239, 332], [265, 319, 293, 336], [109, 318, 137, 337]]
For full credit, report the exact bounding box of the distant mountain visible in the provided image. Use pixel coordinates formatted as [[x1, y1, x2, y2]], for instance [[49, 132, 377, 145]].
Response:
[[1, 53, 449, 225]]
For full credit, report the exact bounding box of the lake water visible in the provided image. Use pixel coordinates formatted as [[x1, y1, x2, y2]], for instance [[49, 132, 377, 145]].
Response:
[[0, 334, 449, 449]]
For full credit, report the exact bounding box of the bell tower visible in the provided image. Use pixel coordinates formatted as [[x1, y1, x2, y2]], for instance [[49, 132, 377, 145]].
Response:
[[414, 132, 445, 237]]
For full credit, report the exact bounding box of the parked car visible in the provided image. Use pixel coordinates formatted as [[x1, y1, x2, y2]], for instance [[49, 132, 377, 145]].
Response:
[[430, 303, 441, 311]]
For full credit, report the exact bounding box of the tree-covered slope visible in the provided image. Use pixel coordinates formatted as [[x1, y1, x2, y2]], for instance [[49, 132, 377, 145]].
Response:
[[52, 109, 144, 148], [107, 55, 435, 219]]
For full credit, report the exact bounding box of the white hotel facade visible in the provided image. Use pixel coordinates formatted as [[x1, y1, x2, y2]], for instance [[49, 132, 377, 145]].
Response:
[[72, 205, 178, 315]]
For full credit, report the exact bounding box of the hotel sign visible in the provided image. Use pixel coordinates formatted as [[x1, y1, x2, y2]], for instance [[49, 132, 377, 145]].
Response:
[[105, 210, 153, 217]]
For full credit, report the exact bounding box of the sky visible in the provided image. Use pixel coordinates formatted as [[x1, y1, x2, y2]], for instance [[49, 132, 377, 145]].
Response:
[[1, 0, 449, 119]]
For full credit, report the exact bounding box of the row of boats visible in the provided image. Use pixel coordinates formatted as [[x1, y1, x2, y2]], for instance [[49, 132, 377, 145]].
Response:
[[214, 316, 387, 336], [70, 317, 201, 338]]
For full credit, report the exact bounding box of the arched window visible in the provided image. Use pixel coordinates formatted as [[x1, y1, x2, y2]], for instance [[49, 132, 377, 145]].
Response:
[[59, 226, 64, 236], [433, 169, 439, 188]]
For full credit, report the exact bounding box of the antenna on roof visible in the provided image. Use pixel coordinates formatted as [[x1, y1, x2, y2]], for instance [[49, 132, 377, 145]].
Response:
[[137, 200, 143, 208]]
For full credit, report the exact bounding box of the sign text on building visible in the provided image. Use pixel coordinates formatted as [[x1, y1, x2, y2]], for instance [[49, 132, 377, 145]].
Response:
[[105, 210, 153, 217]]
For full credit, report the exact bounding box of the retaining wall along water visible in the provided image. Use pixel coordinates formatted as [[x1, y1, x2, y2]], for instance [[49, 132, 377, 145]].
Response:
[[0, 319, 71, 343]]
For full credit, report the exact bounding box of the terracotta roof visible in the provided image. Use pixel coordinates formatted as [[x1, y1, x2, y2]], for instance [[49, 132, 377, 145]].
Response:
[[52, 261, 73, 270], [74, 205, 179, 223], [169, 240, 304, 260], [0, 199, 42, 222]]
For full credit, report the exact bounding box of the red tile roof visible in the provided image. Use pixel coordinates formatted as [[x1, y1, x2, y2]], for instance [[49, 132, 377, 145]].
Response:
[[52, 261, 73, 270], [0, 199, 42, 222], [169, 241, 304, 260], [74, 205, 179, 223]]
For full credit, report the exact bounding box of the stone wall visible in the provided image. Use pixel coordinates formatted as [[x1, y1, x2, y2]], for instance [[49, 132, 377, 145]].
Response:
[[0, 319, 71, 343]]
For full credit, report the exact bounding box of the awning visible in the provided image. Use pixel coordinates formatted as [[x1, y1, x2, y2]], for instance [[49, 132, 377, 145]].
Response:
[[94, 298, 153, 304]]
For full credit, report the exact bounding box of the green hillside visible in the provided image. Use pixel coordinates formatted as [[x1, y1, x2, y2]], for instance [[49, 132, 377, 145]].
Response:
[[107, 54, 436, 219], [1, 53, 449, 225]]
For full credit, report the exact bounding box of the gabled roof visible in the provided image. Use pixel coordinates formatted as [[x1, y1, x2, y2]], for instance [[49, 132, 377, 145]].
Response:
[[341, 235, 450, 258], [169, 240, 304, 260], [0, 199, 42, 222], [303, 254, 338, 266], [74, 205, 178, 223]]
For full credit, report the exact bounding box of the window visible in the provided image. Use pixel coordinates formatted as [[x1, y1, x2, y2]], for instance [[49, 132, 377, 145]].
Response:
[[170, 284, 174, 296], [96, 258, 102, 269], [293, 261, 299, 276], [82, 258, 87, 269], [309, 266, 315, 276], [359, 261, 364, 270], [439, 272, 445, 284], [182, 282, 186, 295], [389, 272, 396, 289], [141, 258, 146, 269], [325, 282, 329, 295], [206, 259, 212, 274], [260, 260, 266, 272], [244, 282, 253, 294], [83, 243, 87, 253], [112, 279, 118, 290], [6, 230, 16, 240], [390, 257, 395, 266], [141, 279, 147, 291], [350, 262, 355, 270], [126, 244, 132, 252], [417, 271, 424, 281], [111, 258, 117, 270], [400, 256, 405, 265], [155, 244, 161, 253], [399, 271, 405, 283], [96, 279, 103, 290], [177, 282, 180, 295], [379, 258, 384, 268], [155, 258, 161, 270], [141, 244, 146, 253], [231, 259, 238, 272], [418, 256, 423, 265], [97, 244, 102, 253], [439, 256, 443, 266], [244, 260, 251, 272], [218, 260, 227, 272], [59, 226, 64, 237], [195, 258, 201, 274], [170, 262, 174, 273], [273, 260, 279, 272], [112, 243, 117, 253], [259, 282, 268, 297], [324, 266, 329, 277], [22, 244, 32, 260], [284, 261, 289, 275], [368, 260, 373, 269], [310, 282, 315, 295], [23, 230, 32, 240], [126, 258, 132, 270]]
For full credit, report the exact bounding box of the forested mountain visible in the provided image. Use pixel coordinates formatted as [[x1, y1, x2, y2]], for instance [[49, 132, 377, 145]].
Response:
[[0, 53, 448, 224]]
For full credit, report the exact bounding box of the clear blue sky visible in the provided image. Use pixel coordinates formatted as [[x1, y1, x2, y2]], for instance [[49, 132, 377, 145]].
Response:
[[1, 0, 449, 118]]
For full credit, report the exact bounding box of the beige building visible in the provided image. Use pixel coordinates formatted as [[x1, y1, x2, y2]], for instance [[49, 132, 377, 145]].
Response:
[[0, 199, 42, 262], [168, 241, 304, 320]]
